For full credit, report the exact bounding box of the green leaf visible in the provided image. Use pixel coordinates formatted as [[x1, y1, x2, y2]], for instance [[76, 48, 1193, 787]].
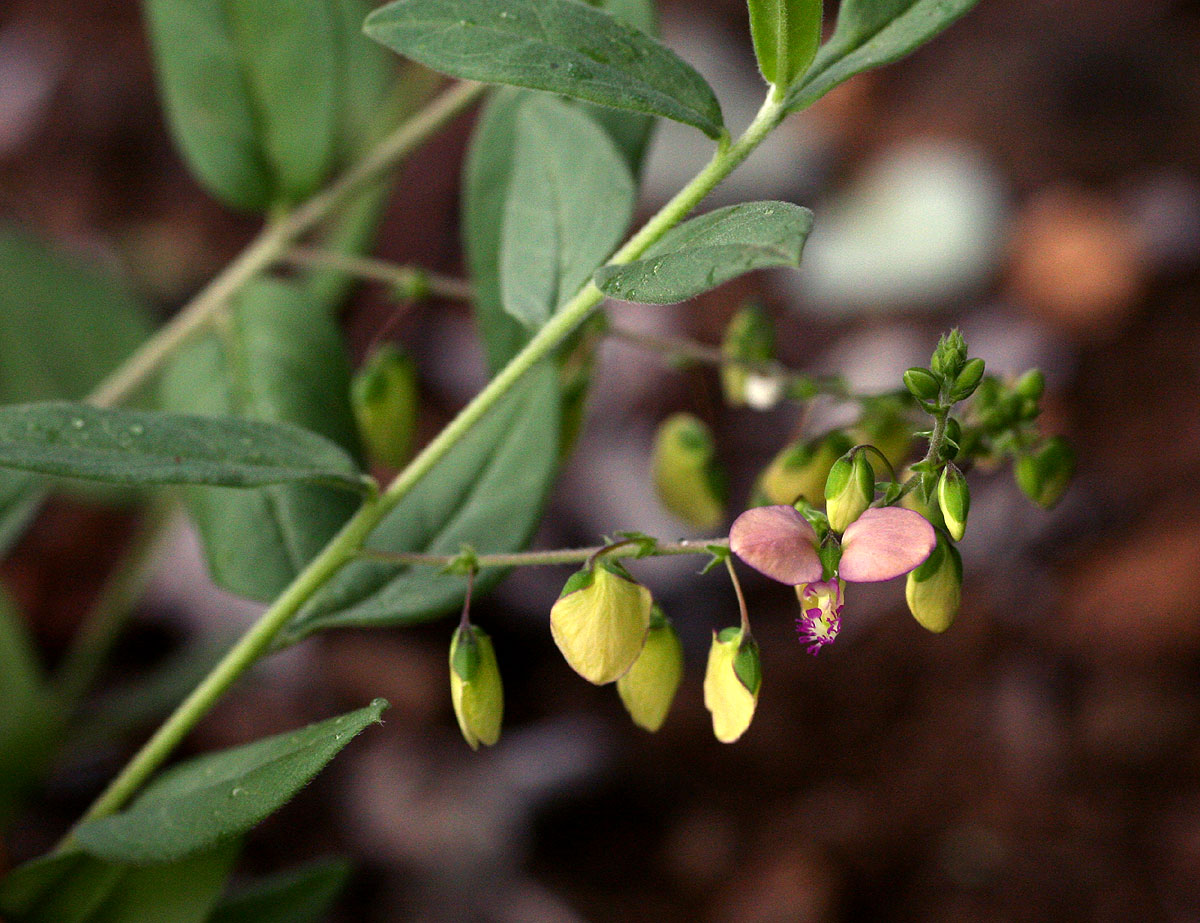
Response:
[[500, 96, 635, 327], [0, 844, 239, 923], [160, 279, 362, 601], [286, 362, 560, 638], [748, 0, 822, 89], [0, 403, 363, 492], [223, 0, 340, 204], [331, 0, 399, 162], [594, 201, 814, 304], [786, 0, 981, 112], [74, 701, 388, 864], [0, 472, 39, 558], [209, 858, 351, 923], [365, 0, 724, 137]]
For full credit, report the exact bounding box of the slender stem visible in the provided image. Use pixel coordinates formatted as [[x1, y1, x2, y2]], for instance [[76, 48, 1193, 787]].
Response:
[[88, 80, 486, 410], [70, 89, 789, 831], [52, 500, 176, 711], [283, 248, 475, 302], [359, 538, 728, 570], [725, 557, 750, 634]]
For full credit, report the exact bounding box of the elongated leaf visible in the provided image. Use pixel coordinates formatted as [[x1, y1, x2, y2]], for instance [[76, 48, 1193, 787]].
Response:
[[160, 279, 362, 601], [501, 96, 635, 327], [0, 844, 239, 923], [748, 0, 822, 89], [74, 700, 388, 864], [224, 0, 339, 204], [786, 0, 981, 112], [365, 0, 724, 137], [595, 201, 814, 304], [0, 472, 39, 555], [287, 362, 560, 639], [0, 403, 363, 492], [209, 858, 351, 923]]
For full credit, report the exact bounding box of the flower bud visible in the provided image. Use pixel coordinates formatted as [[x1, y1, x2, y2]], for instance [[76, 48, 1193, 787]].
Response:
[[351, 344, 418, 470], [550, 562, 652, 685], [930, 329, 967, 379], [903, 367, 941, 402], [1014, 369, 1045, 402], [949, 357, 986, 401], [905, 536, 962, 633], [651, 413, 727, 530], [851, 399, 913, 471], [754, 432, 852, 507], [449, 625, 503, 749], [900, 474, 945, 530], [937, 464, 970, 541], [720, 304, 775, 408], [825, 452, 874, 533], [1015, 437, 1074, 509], [617, 607, 683, 732], [703, 627, 761, 744]]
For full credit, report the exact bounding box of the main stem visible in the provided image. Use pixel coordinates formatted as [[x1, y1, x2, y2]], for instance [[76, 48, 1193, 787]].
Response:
[[71, 91, 788, 830]]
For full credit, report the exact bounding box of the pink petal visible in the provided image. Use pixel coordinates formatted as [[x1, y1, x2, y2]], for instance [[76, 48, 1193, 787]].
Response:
[[840, 507, 936, 583], [729, 506, 823, 585]]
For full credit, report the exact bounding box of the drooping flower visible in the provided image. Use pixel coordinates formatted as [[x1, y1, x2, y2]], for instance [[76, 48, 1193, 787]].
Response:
[[703, 627, 761, 743], [794, 578, 844, 654]]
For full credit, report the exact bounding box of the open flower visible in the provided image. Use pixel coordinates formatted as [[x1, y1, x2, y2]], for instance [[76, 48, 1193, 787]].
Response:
[[729, 505, 935, 650]]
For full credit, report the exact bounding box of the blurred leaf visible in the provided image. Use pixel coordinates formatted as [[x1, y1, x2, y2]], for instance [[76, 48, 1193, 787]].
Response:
[[160, 279, 361, 601], [331, 0, 398, 163], [365, 0, 724, 137], [0, 843, 239, 923], [500, 96, 635, 327], [74, 700, 388, 864], [288, 362, 560, 638], [748, 0, 823, 89], [595, 201, 814, 303], [0, 472, 39, 558], [0, 403, 363, 492], [209, 858, 351, 923], [786, 0, 981, 112]]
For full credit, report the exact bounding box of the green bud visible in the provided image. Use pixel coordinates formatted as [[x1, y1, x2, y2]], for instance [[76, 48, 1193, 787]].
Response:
[[905, 537, 962, 633], [720, 304, 776, 408], [904, 367, 941, 402], [617, 607, 683, 732], [449, 625, 503, 750], [825, 452, 874, 533], [1014, 369, 1045, 402], [949, 357, 986, 402], [351, 344, 419, 470], [550, 562, 652, 685], [900, 471, 945, 530], [1015, 437, 1074, 509], [651, 413, 727, 530], [931, 329, 967, 380], [754, 431, 852, 507], [937, 464, 970, 541], [851, 397, 914, 471], [703, 627, 761, 744]]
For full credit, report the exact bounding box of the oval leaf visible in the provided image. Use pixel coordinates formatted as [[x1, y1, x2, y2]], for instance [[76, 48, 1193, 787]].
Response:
[[748, 0, 823, 89], [287, 362, 560, 639], [365, 0, 724, 138], [786, 0, 981, 112], [74, 700, 388, 864], [501, 96, 635, 327], [0, 403, 363, 493], [595, 201, 814, 304], [208, 858, 351, 923]]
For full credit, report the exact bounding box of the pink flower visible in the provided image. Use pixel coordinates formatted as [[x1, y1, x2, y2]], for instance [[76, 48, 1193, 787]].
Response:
[[795, 578, 843, 655]]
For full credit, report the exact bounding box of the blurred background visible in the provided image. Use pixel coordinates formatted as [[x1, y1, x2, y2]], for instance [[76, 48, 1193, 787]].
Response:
[[3, 0, 1200, 920]]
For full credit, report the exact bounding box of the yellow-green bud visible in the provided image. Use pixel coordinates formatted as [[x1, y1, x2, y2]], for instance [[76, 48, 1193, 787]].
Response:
[[1014, 369, 1045, 402], [851, 399, 914, 471], [651, 413, 727, 530], [1015, 437, 1074, 509], [931, 329, 967, 379], [900, 473, 945, 530], [617, 607, 683, 732], [825, 452, 874, 533], [903, 367, 941, 402], [352, 345, 418, 470], [754, 432, 852, 507], [550, 563, 652, 685], [449, 625, 503, 750], [905, 537, 962, 633], [703, 627, 761, 744], [937, 464, 970, 541], [949, 357, 986, 401], [720, 304, 775, 408]]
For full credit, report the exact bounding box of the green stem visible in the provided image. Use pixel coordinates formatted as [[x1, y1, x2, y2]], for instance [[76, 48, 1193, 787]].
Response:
[[69, 89, 789, 831], [88, 80, 486, 410], [358, 537, 729, 570], [52, 500, 176, 711]]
